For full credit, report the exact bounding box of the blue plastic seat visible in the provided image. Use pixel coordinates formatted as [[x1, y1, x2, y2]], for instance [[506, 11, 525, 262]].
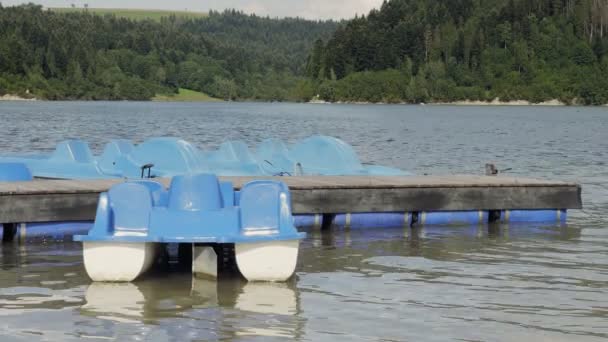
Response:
[[216, 141, 258, 164], [289, 136, 363, 175], [97, 139, 134, 175], [77, 182, 154, 241], [131, 180, 167, 206], [108, 183, 153, 235], [239, 180, 291, 236], [115, 138, 209, 178], [168, 174, 223, 211], [0, 162, 33, 181], [50, 140, 95, 163], [28, 140, 107, 179], [256, 139, 295, 175], [205, 141, 265, 176]]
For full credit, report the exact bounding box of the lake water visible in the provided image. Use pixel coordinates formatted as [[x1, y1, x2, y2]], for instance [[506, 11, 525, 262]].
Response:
[[0, 102, 607, 341]]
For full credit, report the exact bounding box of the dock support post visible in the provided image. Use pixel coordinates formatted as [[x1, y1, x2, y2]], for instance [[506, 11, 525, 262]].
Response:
[[2, 223, 16, 243], [488, 210, 501, 223], [178, 243, 193, 270], [321, 214, 336, 230], [410, 212, 420, 227]]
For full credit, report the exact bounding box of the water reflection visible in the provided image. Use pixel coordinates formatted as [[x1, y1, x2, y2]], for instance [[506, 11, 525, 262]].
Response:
[[78, 274, 302, 339], [81, 274, 210, 323], [193, 277, 302, 339], [297, 224, 601, 341], [235, 282, 298, 315], [82, 283, 145, 323], [190, 277, 218, 307], [0, 220, 601, 341], [230, 281, 301, 339]]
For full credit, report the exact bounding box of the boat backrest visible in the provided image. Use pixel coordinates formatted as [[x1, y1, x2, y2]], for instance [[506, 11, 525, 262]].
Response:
[[168, 174, 223, 211], [290, 136, 362, 174], [215, 140, 257, 164], [257, 138, 290, 158], [239, 181, 289, 233], [220, 181, 235, 207], [256, 138, 293, 172], [108, 182, 153, 235], [129, 138, 207, 176], [50, 140, 95, 163], [130, 180, 167, 206], [98, 140, 134, 174], [0, 162, 33, 181]]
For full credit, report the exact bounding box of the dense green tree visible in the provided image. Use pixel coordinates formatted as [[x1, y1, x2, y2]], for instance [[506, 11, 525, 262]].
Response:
[[312, 0, 608, 105], [0, 5, 337, 101]]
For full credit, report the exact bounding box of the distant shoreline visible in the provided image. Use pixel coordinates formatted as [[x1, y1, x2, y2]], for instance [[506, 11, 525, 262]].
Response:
[[0, 94, 37, 101], [309, 98, 608, 106], [434, 99, 567, 106], [1, 95, 607, 106]]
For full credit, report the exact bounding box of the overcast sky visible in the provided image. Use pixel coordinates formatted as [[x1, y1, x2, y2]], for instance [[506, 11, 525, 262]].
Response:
[[1, 0, 383, 19]]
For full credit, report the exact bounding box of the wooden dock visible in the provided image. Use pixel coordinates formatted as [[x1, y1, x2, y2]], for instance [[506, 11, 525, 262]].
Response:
[[0, 175, 581, 224]]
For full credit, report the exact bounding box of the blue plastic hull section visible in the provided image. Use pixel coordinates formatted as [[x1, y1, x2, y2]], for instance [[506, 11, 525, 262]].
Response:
[[501, 210, 567, 223], [0, 162, 33, 181], [334, 212, 412, 229]]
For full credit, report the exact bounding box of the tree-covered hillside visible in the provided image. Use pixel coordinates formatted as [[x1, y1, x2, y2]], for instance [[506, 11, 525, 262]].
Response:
[[0, 4, 337, 100], [307, 0, 608, 104]]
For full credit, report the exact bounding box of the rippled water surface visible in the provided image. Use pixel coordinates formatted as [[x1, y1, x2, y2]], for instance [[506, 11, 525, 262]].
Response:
[[0, 102, 607, 341]]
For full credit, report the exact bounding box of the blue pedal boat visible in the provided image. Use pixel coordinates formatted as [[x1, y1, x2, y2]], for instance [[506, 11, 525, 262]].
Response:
[[0, 140, 110, 179], [74, 174, 305, 282], [107, 137, 210, 178], [202, 141, 265, 176], [256, 135, 409, 176], [0, 136, 411, 179]]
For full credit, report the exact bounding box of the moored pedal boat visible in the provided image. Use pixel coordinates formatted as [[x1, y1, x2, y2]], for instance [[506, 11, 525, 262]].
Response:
[[256, 135, 409, 176], [74, 174, 304, 282], [0, 140, 109, 179]]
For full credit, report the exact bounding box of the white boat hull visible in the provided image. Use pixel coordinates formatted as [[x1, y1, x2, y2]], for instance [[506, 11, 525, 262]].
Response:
[[82, 242, 158, 282], [235, 240, 299, 282]]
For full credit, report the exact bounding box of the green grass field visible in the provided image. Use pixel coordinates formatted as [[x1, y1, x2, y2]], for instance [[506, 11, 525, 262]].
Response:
[[50, 7, 207, 21], [153, 88, 222, 102]]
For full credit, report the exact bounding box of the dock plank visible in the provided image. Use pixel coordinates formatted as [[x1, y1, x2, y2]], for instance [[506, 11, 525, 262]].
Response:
[[0, 176, 581, 223]]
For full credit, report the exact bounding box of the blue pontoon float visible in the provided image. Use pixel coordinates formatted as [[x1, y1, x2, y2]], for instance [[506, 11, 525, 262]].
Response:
[[74, 174, 305, 282]]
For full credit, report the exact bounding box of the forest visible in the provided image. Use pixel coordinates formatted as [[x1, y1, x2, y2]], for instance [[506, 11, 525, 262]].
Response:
[[306, 0, 608, 104], [0, 4, 337, 100], [1, 1, 608, 104]]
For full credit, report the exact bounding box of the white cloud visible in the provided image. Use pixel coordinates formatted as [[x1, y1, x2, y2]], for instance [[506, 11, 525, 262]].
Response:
[[1, 0, 384, 19]]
